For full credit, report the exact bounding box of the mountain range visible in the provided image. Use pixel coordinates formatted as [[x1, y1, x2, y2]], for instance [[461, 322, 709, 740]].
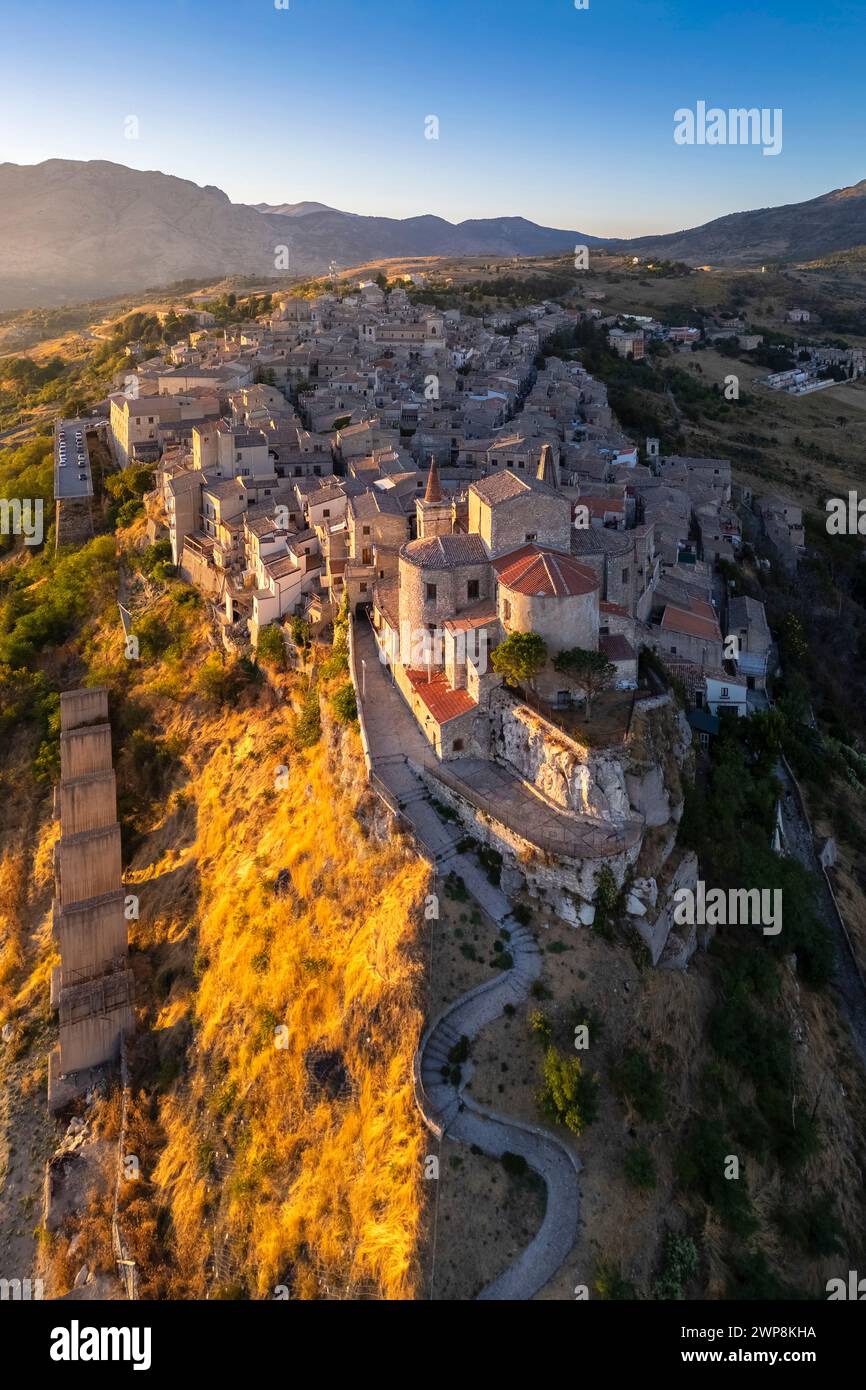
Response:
[[1, 159, 865, 310]]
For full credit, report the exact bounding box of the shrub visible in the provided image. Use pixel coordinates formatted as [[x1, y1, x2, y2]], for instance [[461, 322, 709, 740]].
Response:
[[611, 1048, 665, 1123], [677, 1118, 756, 1235], [774, 1193, 843, 1257], [256, 623, 287, 670], [528, 1010, 552, 1044], [140, 540, 172, 576], [196, 655, 250, 707], [289, 615, 312, 650], [594, 1261, 637, 1300], [624, 1144, 657, 1192], [501, 1151, 529, 1178], [653, 1232, 699, 1300], [294, 688, 321, 749], [538, 1046, 598, 1134], [593, 864, 623, 939], [331, 682, 358, 724]]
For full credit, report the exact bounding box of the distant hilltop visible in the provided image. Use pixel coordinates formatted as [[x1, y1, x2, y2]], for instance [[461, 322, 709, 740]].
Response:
[[1, 158, 865, 309]]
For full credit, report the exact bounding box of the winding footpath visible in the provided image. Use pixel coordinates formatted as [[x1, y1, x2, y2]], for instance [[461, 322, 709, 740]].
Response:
[[416, 862, 582, 1300], [350, 621, 581, 1299]]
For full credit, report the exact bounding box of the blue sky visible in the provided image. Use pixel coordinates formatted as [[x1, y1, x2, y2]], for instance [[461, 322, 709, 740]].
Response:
[[2, 0, 864, 235]]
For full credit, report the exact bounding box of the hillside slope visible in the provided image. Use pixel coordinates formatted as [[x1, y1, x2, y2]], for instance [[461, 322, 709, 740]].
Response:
[[625, 179, 866, 266]]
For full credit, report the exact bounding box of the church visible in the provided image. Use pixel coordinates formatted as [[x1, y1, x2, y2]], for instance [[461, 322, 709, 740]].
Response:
[[371, 447, 639, 759]]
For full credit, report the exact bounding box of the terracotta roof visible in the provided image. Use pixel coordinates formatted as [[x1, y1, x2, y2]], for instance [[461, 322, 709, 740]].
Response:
[[406, 668, 477, 725], [599, 633, 636, 663], [600, 600, 629, 617], [470, 472, 533, 505], [583, 496, 625, 516], [571, 526, 630, 557], [660, 605, 721, 641], [444, 601, 498, 632], [402, 533, 488, 570], [374, 580, 400, 629], [494, 545, 599, 598], [423, 456, 444, 503]]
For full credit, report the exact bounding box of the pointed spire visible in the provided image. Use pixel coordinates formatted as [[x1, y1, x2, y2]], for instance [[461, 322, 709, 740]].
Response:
[[424, 454, 444, 503], [536, 443, 558, 487]]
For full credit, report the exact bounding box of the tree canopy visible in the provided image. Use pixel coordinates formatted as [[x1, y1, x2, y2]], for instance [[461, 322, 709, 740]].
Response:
[[490, 630, 548, 689]]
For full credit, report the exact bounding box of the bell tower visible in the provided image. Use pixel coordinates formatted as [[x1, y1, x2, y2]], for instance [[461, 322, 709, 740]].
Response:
[[416, 456, 452, 539]]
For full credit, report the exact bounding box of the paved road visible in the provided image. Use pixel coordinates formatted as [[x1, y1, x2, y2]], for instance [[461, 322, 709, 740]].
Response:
[[354, 620, 581, 1298], [54, 419, 94, 500]]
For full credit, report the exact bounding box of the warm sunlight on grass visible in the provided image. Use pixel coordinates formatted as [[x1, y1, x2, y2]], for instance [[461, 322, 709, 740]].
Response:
[[147, 705, 430, 1299]]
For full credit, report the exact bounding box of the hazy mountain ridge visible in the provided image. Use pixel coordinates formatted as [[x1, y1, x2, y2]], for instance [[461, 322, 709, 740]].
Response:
[[0, 159, 865, 309]]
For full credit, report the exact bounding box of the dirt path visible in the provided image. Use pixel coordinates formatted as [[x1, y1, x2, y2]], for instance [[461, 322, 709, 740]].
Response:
[[0, 1022, 56, 1291]]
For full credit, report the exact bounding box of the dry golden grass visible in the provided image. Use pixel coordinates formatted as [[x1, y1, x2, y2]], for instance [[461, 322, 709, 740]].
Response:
[[0, 848, 30, 1012], [144, 711, 430, 1298]]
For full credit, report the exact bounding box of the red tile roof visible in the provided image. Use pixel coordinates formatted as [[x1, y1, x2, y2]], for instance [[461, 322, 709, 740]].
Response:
[[494, 544, 598, 598], [406, 668, 477, 725], [599, 633, 636, 663], [660, 604, 721, 641]]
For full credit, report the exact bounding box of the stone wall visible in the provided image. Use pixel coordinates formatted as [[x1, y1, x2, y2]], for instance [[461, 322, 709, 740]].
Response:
[[471, 687, 702, 967]]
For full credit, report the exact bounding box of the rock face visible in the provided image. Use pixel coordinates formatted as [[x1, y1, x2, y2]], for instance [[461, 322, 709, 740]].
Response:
[[625, 766, 670, 828], [490, 694, 632, 823], [454, 690, 703, 969], [635, 851, 700, 967]]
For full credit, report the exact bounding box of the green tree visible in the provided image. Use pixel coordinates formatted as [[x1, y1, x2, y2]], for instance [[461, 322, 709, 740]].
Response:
[[491, 630, 548, 693], [538, 1046, 598, 1135], [256, 623, 287, 670], [553, 646, 616, 720]]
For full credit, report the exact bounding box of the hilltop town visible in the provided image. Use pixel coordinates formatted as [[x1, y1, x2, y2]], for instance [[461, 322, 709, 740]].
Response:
[[3, 257, 866, 1311], [56, 275, 803, 964]]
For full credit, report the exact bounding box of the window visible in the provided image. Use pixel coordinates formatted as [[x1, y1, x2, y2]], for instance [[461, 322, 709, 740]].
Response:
[[467, 579, 479, 601], [525, 532, 537, 542], [622, 567, 630, 583], [362, 547, 372, 565], [502, 598, 511, 621], [670, 646, 677, 654], [426, 583, 437, 602], [363, 525, 371, 535], [721, 686, 729, 698], [360, 582, 368, 593], [323, 509, 330, 518], [453, 739, 464, 752]]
